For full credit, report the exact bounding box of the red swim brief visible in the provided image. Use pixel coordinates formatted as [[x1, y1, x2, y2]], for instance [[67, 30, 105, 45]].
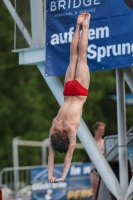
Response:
[[63, 80, 88, 96]]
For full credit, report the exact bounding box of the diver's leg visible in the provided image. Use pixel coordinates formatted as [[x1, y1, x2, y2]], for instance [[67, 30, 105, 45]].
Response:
[[75, 13, 90, 89], [64, 14, 85, 83]]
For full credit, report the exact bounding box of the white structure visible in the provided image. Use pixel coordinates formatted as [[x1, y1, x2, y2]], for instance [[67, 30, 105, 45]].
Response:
[[2, 0, 133, 199]]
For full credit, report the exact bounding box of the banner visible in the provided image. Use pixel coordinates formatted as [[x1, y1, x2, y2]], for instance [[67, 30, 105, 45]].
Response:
[[45, 0, 133, 76], [30, 162, 92, 200]]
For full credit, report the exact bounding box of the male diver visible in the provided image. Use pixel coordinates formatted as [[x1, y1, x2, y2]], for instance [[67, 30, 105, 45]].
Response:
[[48, 13, 91, 182]]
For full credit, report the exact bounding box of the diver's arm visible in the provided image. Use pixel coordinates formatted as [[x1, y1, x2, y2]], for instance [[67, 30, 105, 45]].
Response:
[[48, 137, 56, 182], [56, 135, 76, 182]]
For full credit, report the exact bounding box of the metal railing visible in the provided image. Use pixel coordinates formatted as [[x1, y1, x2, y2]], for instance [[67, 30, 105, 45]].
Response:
[[0, 165, 44, 200]]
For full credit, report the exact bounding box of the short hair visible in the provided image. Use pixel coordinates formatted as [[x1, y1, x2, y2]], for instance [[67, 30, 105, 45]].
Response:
[[51, 131, 69, 153], [93, 122, 106, 131]]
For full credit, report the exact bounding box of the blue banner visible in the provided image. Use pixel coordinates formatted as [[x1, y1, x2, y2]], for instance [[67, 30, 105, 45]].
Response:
[[45, 0, 133, 76], [30, 162, 92, 200]]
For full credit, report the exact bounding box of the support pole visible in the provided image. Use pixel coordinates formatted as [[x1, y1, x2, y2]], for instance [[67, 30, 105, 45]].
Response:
[[116, 69, 128, 194], [12, 137, 19, 197], [124, 67, 133, 93], [124, 177, 133, 200]]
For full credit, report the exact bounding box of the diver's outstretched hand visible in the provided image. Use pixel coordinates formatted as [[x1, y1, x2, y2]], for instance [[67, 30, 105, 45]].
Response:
[[48, 176, 57, 183], [48, 176, 65, 183]]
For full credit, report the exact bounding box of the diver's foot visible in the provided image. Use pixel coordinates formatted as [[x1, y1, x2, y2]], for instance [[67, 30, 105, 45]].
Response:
[[82, 13, 91, 26], [77, 13, 86, 25]]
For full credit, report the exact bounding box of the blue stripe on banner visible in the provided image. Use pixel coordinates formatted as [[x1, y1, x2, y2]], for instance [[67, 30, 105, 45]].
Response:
[[45, 0, 133, 76]]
